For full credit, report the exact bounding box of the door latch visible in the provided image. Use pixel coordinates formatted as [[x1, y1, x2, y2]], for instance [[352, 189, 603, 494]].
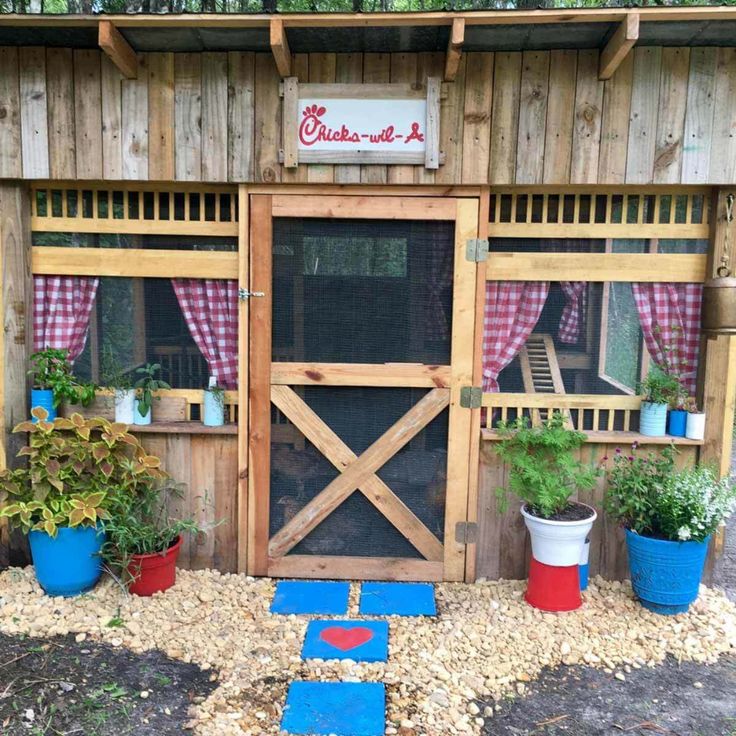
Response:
[[238, 288, 265, 301]]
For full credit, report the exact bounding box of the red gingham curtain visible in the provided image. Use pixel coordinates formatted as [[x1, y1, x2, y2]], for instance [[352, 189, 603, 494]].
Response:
[[172, 279, 239, 389], [558, 281, 587, 344], [483, 281, 550, 392], [33, 275, 99, 362], [632, 282, 703, 395]]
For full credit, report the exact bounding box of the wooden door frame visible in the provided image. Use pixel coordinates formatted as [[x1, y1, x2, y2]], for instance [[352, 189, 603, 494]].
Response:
[[244, 191, 479, 582]]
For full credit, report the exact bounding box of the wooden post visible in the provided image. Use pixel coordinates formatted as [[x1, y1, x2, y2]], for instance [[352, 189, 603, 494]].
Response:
[[701, 188, 736, 572], [0, 183, 31, 567]]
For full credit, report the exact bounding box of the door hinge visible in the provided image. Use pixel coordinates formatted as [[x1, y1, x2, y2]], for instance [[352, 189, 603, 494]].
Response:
[[466, 238, 489, 262], [459, 386, 482, 409], [455, 521, 478, 545], [238, 288, 265, 301]]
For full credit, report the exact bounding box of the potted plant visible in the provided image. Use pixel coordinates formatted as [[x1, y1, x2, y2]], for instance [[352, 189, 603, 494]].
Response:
[[203, 377, 225, 427], [684, 397, 706, 441], [102, 347, 135, 424], [606, 447, 736, 614], [495, 412, 599, 609], [0, 408, 165, 596], [133, 363, 170, 425], [102, 479, 203, 596], [29, 348, 97, 422], [639, 370, 680, 437]]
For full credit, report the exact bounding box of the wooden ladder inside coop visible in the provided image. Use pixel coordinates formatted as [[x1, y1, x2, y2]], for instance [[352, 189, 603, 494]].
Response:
[[519, 334, 570, 425]]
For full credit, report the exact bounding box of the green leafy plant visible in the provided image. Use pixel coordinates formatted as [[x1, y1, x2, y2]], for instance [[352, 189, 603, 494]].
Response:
[[638, 370, 680, 406], [30, 348, 97, 409], [606, 446, 736, 542], [100, 346, 132, 397], [207, 383, 225, 410], [0, 408, 165, 537], [134, 363, 171, 418], [493, 412, 599, 519]]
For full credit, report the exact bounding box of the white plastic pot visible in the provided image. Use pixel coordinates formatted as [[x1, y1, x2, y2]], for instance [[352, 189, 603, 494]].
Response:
[[114, 389, 136, 424], [521, 503, 597, 567], [686, 412, 706, 441], [134, 400, 152, 426]]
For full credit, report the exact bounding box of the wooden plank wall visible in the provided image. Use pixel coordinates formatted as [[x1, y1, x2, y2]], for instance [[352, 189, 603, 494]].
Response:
[[0, 46, 734, 185], [476, 440, 699, 582]]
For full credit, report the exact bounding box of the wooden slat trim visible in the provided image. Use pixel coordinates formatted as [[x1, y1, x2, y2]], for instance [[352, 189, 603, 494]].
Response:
[[271, 194, 457, 220], [268, 555, 443, 581], [32, 247, 238, 279], [98, 20, 137, 80], [599, 13, 639, 81], [295, 82, 433, 99], [269, 18, 291, 78], [487, 223, 709, 239], [444, 17, 465, 82], [485, 253, 707, 282], [30, 218, 238, 237], [482, 429, 702, 445], [481, 392, 641, 409], [271, 362, 451, 387]]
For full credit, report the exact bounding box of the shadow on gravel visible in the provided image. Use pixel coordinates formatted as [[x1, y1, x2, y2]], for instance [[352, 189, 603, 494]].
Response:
[[483, 655, 736, 736], [0, 631, 218, 735]]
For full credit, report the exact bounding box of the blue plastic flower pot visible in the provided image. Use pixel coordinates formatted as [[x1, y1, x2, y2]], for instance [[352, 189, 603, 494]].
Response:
[[30, 388, 56, 422], [668, 409, 687, 437], [28, 526, 105, 597], [625, 529, 710, 615], [640, 402, 668, 437]]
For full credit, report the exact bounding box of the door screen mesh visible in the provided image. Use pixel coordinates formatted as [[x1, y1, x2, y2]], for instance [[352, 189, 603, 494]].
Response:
[[270, 217, 454, 559]]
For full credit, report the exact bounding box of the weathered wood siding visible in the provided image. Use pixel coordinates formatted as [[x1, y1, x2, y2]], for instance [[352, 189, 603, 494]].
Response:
[[476, 441, 699, 582], [0, 47, 734, 185]]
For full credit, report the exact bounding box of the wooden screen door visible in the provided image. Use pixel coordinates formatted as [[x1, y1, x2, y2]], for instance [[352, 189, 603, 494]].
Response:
[[247, 194, 478, 582]]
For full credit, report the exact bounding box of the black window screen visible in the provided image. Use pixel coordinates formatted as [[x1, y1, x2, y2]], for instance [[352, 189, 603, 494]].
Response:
[[272, 218, 455, 365]]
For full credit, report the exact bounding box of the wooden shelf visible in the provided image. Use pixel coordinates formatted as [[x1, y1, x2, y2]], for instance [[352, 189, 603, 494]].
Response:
[[128, 421, 237, 435], [481, 429, 704, 446]]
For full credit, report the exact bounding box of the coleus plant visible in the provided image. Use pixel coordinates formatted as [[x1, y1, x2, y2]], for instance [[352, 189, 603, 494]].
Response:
[[0, 407, 165, 537]]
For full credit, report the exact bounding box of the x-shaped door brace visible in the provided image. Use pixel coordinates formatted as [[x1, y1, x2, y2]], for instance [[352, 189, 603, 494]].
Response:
[[269, 386, 449, 561]]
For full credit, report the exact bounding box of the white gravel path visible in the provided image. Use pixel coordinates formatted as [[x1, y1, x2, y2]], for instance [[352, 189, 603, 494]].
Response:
[[1, 568, 735, 736]]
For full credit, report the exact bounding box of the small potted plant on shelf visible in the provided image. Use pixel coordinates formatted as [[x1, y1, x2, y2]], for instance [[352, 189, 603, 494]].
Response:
[[203, 377, 225, 427], [102, 478, 203, 596], [494, 412, 599, 611], [133, 363, 171, 425], [684, 397, 706, 441], [606, 446, 736, 614], [29, 348, 97, 422], [639, 370, 680, 437], [102, 347, 135, 424], [0, 409, 165, 596]]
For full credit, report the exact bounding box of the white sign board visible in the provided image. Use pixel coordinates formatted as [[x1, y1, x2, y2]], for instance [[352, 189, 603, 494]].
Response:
[[282, 79, 440, 168]]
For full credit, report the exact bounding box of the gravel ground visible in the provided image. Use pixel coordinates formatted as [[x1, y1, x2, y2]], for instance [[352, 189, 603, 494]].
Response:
[[1, 569, 735, 736]]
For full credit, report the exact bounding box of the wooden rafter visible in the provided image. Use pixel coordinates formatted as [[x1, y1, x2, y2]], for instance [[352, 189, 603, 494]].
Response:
[[599, 13, 639, 80], [270, 18, 291, 78], [98, 20, 137, 80], [444, 17, 465, 82], [268, 387, 450, 559]]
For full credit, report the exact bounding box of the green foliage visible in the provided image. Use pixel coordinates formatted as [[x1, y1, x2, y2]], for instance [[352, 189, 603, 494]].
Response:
[[493, 412, 599, 519], [29, 348, 97, 409], [134, 363, 171, 418], [100, 345, 132, 394], [638, 369, 680, 405], [206, 383, 226, 410], [606, 446, 736, 542], [0, 408, 165, 536]]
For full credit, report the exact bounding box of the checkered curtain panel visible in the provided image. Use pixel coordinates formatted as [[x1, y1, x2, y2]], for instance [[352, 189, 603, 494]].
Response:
[[558, 281, 587, 344], [631, 283, 703, 395], [172, 279, 239, 389], [33, 276, 99, 361], [482, 281, 550, 392]]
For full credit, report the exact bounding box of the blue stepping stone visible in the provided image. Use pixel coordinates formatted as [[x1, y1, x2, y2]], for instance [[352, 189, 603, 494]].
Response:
[[359, 582, 436, 617], [302, 620, 389, 663], [271, 580, 350, 615], [281, 681, 385, 736]]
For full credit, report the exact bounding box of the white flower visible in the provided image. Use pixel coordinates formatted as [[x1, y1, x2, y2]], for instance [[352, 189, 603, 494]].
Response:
[[677, 526, 692, 541]]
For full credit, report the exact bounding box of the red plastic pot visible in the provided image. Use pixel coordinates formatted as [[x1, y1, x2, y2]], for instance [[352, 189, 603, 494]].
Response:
[[128, 536, 182, 597], [525, 556, 582, 612]]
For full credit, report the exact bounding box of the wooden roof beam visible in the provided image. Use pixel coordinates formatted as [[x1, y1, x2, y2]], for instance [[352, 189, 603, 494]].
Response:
[[98, 20, 137, 79], [444, 17, 465, 82], [270, 18, 291, 78], [599, 13, 639, 80]]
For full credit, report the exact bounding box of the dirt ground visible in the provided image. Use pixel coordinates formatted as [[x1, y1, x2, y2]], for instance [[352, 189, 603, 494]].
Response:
[[0, 631, 217, 735], [483, 654, 736, 736]]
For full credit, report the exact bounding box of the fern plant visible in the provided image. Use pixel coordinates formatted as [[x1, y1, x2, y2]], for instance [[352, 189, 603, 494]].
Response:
[[494, 412, 599, 519]]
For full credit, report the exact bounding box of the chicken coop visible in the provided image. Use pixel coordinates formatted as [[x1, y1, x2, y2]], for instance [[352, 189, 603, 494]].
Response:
[[0, 7, 734, 583]]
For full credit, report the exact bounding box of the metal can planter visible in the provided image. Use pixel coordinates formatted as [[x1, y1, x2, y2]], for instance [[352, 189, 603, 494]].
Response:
[[667, 409, 687, 438], [30, 388, 56, 422], [625, 529, 710, 615], [28, 525, 105, 597], [640, 402, 668, 437]]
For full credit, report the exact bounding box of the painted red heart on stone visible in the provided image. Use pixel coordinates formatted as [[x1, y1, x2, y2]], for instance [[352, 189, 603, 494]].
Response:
[[319, 626, 374, 651]]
